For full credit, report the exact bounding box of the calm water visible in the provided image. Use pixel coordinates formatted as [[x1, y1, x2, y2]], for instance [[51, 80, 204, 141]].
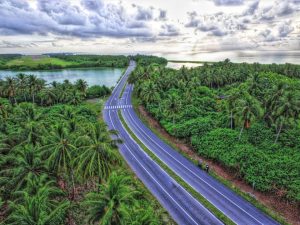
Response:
[[0, 67, 123, 87], [158, 51, 300, 65], [167, 62, 204, 69]]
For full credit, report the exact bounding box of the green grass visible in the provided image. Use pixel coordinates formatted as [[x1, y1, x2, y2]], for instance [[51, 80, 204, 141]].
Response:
[[131, 94, 290, 225], [118, 109, 235, 225], [6, 56, 76, 67], [119, 82, 127, 99]]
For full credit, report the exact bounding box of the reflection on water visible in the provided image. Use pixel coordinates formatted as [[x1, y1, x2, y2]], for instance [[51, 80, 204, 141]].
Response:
[[0, 67, 123, 87], [159, 51, 299, 64], [167, 62, 204, 69]]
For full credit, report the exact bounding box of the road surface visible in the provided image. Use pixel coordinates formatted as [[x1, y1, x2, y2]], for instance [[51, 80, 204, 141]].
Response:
[[104, 61, 280, 225], [103, 61, 223, 225]]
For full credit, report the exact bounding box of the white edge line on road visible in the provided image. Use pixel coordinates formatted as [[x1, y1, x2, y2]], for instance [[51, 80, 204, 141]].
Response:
[[108, 61, 134, 105], [108, 110, 205, 225], [124, 93, 264, 225], [118, 109, 223, 225]]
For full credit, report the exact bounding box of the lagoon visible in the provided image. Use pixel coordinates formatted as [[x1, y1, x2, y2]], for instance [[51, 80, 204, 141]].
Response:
[[0, 67, 124, 87]]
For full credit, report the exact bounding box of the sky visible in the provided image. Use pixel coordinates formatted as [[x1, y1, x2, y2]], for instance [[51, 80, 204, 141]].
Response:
[[0, 0, 299, 61]]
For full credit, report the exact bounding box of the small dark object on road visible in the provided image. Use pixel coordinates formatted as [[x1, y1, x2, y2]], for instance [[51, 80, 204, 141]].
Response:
[[205, 164, 209, 173]]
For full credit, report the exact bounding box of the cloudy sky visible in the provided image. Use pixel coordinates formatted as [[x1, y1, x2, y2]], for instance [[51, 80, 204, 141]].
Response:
[[0, 0, 299, 61]]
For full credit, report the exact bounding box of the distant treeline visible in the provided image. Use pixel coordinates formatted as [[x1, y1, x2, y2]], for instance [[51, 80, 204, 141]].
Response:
[[0, 54, 22, 67], [54, 55, 130, 68], [0, 55, 130, 71], [131, 54, 168, 66]]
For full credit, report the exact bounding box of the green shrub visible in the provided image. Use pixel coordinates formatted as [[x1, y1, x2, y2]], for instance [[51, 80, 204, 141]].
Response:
[[86, 85, 111, 98]]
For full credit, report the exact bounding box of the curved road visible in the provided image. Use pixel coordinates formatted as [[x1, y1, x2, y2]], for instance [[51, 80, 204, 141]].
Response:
[[104, 61, 223, 225], [104, 61, 280, 225]]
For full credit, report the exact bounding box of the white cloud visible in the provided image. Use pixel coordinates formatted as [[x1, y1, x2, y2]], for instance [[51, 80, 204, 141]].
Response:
[[0, 0, 298, 55]]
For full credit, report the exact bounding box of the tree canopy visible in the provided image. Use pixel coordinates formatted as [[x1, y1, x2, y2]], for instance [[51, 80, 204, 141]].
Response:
[[131, 60, 300, 203]]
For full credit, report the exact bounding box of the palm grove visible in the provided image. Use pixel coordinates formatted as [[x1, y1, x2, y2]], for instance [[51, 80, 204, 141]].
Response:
[[0, 73, 164, 224], [130, 60, 300, 203]]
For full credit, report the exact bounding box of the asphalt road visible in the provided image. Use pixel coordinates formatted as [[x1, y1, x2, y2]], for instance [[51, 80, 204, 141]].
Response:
[[103, 61, 223, 225], [120, 84, 281, 225], [104, 61, 281, 225]]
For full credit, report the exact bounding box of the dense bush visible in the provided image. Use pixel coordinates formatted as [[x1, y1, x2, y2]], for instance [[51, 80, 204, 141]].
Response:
[[132, 54, 168, 66], [132, 60, 300, 202], [86, 85, 111, 98], [54, 55, 129, 68], [0, 101, 162, 224]]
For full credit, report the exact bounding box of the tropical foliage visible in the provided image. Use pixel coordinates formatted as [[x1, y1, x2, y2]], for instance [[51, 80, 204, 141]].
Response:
[[131, 59, 300, 203], [0, 75, 163, 224], [0, 74, 111, 106]]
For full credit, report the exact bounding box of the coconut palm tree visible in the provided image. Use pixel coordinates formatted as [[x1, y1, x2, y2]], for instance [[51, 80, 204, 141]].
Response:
[[38, 88, 56, 106], [273, 91, 300, 143], [75, 79, 88, 96], [235, 94, 263, 140], [16, 73, 28, 101], [27, 75, 39, 103], [166, 93, 182, 125], [226, 88, 243, 129], [7, 186, 69, 225], [4, 77, 17, 104], [74, 123, 121, 184], [42, 125, 77, 198], [264, 82, 287, 126], [0, 145, 47, 192], [68, 89, 83, 106], [129, 207, 160, 225], [139, 81, 159, 104], [84, 172, 137, 225]]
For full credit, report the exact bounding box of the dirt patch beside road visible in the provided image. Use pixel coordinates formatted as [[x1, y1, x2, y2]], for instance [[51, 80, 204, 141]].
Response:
[[138, 105, 300, 225]]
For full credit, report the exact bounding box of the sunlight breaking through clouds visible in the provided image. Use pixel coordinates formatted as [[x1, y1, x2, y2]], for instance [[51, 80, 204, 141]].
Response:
[[0, 0, 298, 58]]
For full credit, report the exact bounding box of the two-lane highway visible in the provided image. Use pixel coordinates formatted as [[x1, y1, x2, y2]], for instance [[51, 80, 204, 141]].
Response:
[[120, 82, 280, 225], [103, 61, 223, 225]]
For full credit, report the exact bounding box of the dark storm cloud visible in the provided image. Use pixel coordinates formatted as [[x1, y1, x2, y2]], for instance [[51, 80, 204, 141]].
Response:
[[81, 0, 104, 11], [212, 0, 244, 6], [0, 0, 162, 39], [278, 21, 294, 37], [185, 11, 200, 27], [211, 28, 228, 36], [0, 40, 37, 48], [135, 6, 154, 21], [8, 0, 30, 9], [158, 9, 167, 20], [259, 1, 297, 21], [0, 0, 59, 35], [159, 24, 180, 36], [259, 29, 277, 42], [276, 1, 294, 16], [38, 0, 87, 25], [242, 0, 259, 16]]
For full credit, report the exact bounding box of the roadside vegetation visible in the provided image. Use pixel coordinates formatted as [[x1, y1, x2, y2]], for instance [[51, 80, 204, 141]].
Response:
[[0, 54, 129, 71], [0, 74, 167, 224], [129, 59, 300, 207], [118, 110, 235, 225]]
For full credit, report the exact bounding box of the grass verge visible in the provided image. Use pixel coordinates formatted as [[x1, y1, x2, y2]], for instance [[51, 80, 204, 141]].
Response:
[[87, 100, 175, 225], [119, 81, 127, 99], [118, 109, 235, 225], [131, 94, 290, 225]]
